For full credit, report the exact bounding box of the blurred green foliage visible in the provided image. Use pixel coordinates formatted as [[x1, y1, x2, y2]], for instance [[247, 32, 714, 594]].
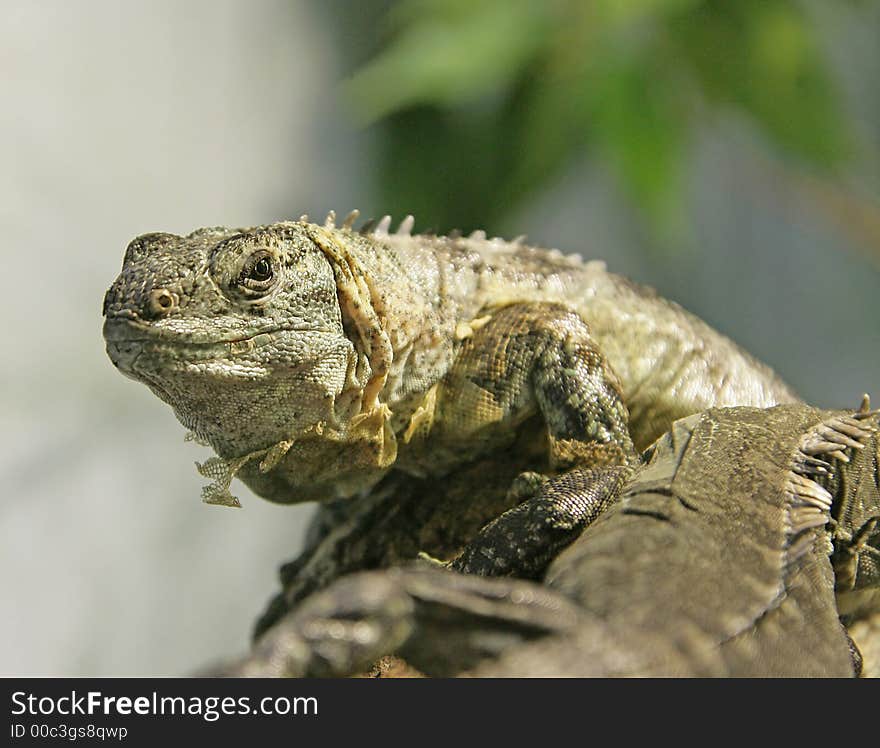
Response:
[[345, 0, 853, 243]]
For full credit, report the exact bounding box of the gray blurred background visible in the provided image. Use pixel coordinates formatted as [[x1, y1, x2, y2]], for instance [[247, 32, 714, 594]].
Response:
[[2, 0, 878, 675]]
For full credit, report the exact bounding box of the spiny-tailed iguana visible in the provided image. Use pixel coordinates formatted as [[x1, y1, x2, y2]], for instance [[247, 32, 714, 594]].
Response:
[[229, 399, 880, 677], [103, 212, 798, 578]]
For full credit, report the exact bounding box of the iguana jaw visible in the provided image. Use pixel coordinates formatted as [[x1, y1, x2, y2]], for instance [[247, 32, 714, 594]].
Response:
[[105, 316, 363, 454], [103, 316, 337, 372]]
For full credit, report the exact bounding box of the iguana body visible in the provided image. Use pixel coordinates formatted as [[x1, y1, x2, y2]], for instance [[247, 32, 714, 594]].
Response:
[[103, 213, 797, 575], [232, 401, 880, 677]]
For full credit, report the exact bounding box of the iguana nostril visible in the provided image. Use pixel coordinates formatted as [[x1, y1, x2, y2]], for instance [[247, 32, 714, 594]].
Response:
[[149, 288, 178, 317]]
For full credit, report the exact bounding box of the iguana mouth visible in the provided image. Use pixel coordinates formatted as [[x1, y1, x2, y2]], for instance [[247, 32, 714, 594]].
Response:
[[102, 317, 332, 378], [102, 315, 329, 347]]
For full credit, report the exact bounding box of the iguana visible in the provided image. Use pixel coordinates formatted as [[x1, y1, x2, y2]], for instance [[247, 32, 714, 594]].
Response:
[[103, 212, 798, 578], [227, 400, 880, 677]]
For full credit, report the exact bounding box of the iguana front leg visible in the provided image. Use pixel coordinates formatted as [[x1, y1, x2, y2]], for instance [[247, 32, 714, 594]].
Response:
[[407, 302, 639, 577], [450, 465, 631, 577]]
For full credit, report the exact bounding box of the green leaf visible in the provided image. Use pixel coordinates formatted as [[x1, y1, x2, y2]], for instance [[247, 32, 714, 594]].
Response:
[[590, 47, 690, 245], [344, 0, 555, 122], [348, 0, 856, 249], [667, 0, 850, 167]]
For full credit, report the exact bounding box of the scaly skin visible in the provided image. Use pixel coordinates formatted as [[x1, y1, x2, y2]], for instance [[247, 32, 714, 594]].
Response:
[[228, 400, 880, 678], [103, 212, 798, 575]]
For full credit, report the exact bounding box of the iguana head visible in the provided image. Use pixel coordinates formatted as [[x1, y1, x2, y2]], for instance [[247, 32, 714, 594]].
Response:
[[103, 221, 390, 502]]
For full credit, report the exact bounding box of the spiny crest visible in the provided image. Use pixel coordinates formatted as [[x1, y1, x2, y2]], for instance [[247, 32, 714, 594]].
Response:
[[302, 210, 418, 238], [296, 210, 585, 264], [784, 396, 879, 562], [342, 209, 360, 230]]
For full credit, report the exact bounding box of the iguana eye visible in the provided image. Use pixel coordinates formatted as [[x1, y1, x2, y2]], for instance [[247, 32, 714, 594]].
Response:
[[236, 250, 277, 297], [251, 257, 272, 281]]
